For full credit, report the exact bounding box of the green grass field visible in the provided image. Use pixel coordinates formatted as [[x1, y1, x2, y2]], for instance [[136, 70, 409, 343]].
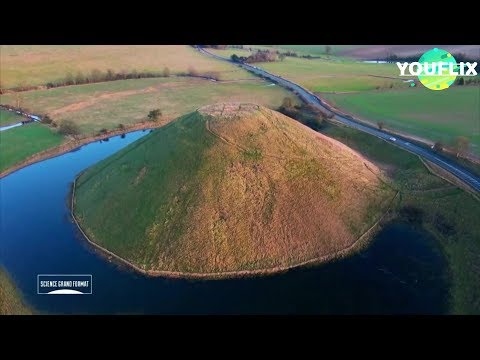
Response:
[[0, 45, 255, 88], [258, 57, 406, 92], [0, 123, 64, 172], [323, 86, 480, 154], [320, 122, 480, 314], [0, 109, 26, 126], [0, 268, 32, 315], [1, 77, 298, 134]]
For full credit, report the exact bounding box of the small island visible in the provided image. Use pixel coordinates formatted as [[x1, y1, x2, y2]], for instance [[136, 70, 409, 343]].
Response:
[[72, 104, 395, 278]]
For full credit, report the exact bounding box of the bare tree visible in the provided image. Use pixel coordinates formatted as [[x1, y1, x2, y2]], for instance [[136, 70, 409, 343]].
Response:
[[453, 136, 470, 158], [15, 92, 24, 108], [281, 97, 293, 110], [90, 69, 103, 82], [75, 71, 85, 84], [188, 66, 199, 77], [432, 141, 444, 152], [377, 121, 385, 130], [163, 67, 171, 77], [65, 72, 74, 85], [148, 109, 162, 121]]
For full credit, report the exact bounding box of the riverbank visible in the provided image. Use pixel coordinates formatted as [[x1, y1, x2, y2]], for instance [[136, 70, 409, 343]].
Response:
[[0, 121, 166, 179]]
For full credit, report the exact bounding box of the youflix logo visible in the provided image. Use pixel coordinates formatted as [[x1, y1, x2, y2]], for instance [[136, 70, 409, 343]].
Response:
[[397, 48, 477, 90]]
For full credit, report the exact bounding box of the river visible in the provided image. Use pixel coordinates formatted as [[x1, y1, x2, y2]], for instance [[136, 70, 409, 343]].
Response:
[[0, 130, 450, 314]]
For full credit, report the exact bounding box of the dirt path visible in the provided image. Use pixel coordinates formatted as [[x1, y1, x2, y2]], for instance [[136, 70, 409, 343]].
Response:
[[50, 87, 158, 116]]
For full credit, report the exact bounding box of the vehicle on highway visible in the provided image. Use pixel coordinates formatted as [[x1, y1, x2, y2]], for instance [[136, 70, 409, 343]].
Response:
[[388, 137, 397, 142]]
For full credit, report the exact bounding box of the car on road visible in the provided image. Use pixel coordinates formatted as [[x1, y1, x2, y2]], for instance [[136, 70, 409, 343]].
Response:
[[388, 136, 397, 142]]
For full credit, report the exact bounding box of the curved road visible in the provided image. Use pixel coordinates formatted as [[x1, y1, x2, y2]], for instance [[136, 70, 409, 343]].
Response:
[[197, 47, 480, 193]]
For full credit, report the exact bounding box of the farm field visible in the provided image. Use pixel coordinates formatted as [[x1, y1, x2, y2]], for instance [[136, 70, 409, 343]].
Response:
[[0, 45, 256, 89], [0, 123, 63, 172], [323, 86, 480, 154]]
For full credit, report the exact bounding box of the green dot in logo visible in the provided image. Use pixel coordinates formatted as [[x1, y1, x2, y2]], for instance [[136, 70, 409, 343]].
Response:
[[418, 48, 457, 91]]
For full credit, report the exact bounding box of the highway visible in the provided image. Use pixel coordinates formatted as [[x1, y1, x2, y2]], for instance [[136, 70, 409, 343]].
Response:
[[197, 46, 480, 192]]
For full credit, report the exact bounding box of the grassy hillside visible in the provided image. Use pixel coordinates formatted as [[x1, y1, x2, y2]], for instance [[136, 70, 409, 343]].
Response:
[[74, 104, 395, 275], [0, 268, 32, 315], [323, 86, 480, 154], [0, 123, 64, 173], [0, 45, 255, 88]]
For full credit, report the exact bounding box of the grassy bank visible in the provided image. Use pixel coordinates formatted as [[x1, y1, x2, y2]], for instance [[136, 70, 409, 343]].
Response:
[[323, 86, 480, 155], [0, 123, 64, 173], [0, 45, 255, 88], [0, 109, 26, 126], [0, 268, 32, 315], [74, 105, 393, 275], [319, 121, 480, 314]]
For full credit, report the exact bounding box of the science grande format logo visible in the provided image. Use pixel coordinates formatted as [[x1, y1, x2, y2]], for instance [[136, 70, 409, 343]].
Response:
[[396, 48, 477, 91], [37, 274, 93, 295]]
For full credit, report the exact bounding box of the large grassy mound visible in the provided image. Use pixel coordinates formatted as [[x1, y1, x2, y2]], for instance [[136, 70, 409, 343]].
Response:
[[73, 104, 395, 275]]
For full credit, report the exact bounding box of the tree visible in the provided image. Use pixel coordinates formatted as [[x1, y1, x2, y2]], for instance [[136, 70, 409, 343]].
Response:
[[65, 72, 74, 86], [188, 66, 199, 77], [90, 69, 103, 83], [432, 141, 444, 152], [325, 45, 332, 55], [163, 67, 171, 77], [75, 71, 85, 84], [147, 109, 162, 121], [281, 97, 293, 110], [58, 120, 80, 136], [106, 69, 115, 81], [41, 115, 53, 124], [453, 136, 470, 158], [231, 54, 240, 63], [14, 92, 23, 108], [377, 121, 385, 130]]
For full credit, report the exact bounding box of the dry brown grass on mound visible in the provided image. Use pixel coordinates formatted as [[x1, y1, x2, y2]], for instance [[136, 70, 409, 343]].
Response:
[[75, 103, 395, 274], [167, 104, 394, 271]]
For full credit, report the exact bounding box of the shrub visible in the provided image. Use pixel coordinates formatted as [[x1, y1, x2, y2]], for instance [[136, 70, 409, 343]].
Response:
[[188, 66, 199, 77], [117, 123, 125, 130], [163, 67, 171, 77], [147, 109, 162, 121], [58, 120, 80, 136], [41, 115, 53, 124], [98, 128, 108, 135]]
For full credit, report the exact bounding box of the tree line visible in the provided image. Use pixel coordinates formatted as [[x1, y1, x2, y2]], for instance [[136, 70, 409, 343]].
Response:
[[45, 67, 172, 89], [2, 65, 226, 93], [384, 52, 479, 63]]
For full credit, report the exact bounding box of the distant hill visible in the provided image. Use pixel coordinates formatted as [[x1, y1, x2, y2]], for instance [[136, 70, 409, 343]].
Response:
[[73, 104, 395, 276]]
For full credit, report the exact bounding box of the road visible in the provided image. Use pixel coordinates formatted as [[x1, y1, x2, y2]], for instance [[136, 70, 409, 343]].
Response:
[[197, 46, 480, 193]]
